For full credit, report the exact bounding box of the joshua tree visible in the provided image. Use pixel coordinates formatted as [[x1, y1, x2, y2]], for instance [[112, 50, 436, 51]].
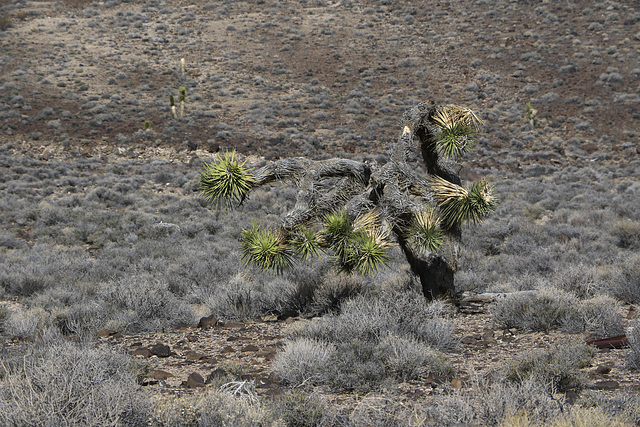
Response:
[[198, 102, 497, 299]]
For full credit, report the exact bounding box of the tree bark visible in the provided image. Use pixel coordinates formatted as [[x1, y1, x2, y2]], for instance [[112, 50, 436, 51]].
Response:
[[394, 228, 455, 300]]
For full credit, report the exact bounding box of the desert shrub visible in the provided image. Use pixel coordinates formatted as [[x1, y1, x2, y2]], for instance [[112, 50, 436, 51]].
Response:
[[56, 300, 111, 335], [347, 393, 436, 427], [0, 232, 27, 250], [575, 390, 640, 426], [275, 289, 455, 391], [291, 290, 457, 351], [152, 388, 273, 426], [601, 254, 640, 303], [0, 338, 151, 426], [421, 377, 563, 426], [501, 406, 633, 427], [552, 263, 600, 298], [502, 342, 595, 393], [276, 334, 452, 393], [272, 338, 335, 386], [203, 273, 293, 321], [98, 274, 194, 332], [627, 318, 640, 369], [491, 287, 579, 332], [203, 264, 364, 321], [276, 264, 330, 318], [490, 287, 623, 336], [561, 295, 624, 339], [2, 306, 49, 338], [0, 15, 12, 31], [270, 390, 332, 427], [0, 245, 92, 297], [611, 218, 640, 249], [353, 376, 594, 426], [306, 270, 368, 316]]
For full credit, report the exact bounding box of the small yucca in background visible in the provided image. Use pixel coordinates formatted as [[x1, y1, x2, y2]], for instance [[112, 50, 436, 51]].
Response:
[[199, 151, 255, 208]]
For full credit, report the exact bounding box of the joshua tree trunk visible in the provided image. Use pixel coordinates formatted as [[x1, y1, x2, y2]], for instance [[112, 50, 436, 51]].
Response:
[[199, 102, 496, 300], [394, 225, 455, 299]]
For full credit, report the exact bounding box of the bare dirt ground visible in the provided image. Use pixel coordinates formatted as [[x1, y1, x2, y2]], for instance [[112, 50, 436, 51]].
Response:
[[92, 302, 640, 414], [2, 0, 640, 418]]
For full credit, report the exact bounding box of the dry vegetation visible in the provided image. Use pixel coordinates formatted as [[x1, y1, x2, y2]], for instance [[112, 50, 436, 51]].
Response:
[[1, 0, 640, 425]]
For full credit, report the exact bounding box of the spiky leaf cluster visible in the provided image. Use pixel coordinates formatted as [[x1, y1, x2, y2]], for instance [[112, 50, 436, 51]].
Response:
[[406, 209, 444, 254], [290, 227, 321, 260], [431, 105, 483, 158], [199, 151, 255, 208], [430, 176, 497, 228], [321, 210, 390, 275], [241, 223, 294, 273]]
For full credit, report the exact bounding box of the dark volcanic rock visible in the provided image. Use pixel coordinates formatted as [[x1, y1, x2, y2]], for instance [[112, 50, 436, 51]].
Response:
[[149, 343, 171, 358]]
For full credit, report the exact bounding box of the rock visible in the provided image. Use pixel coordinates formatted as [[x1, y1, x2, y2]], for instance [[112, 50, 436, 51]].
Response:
[[220, 346, 235, 353], [185, 372, 206, 388], [592, 380, 619, 390], [185, 351, 205, 361], [595, 365, 612, 375], [96, 329, 118, 337], [207, 141, 219, 152], [425, 374, 446, 386], [255, 375, 276, 389], [462, 335, 482, 345], [198, 314, 219, 329], [151, 370, 174, 380], [206, 368, 227, 384], [133, 347, 151, 358], [450, 379, 463, 389], [241, 344, 260, 352], [256, 349, 277, 361], [149, 343, 171, 357]]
